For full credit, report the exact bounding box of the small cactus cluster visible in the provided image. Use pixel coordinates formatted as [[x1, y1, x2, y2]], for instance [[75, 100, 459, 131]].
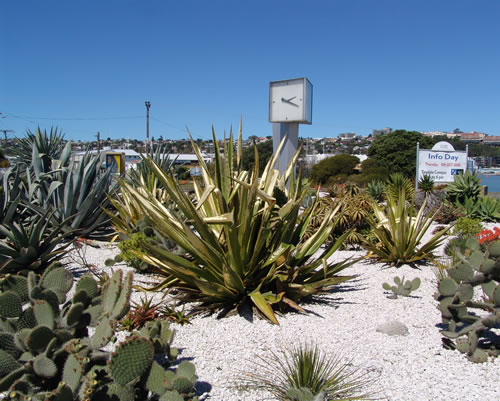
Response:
[[382, 276, 421, 299], [0, 265, 198, 400], [435, 237, 500, 363]]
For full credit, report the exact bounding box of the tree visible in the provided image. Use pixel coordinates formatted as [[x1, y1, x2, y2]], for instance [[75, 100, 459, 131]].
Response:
[[310, 154, 360, 184], [241, 140, 274, 175], [367, 130, 433, 178], [348, 158, 389, 185]]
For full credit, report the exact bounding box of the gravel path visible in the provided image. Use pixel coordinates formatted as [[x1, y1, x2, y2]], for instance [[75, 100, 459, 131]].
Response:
[[63, 224, 500, 401]]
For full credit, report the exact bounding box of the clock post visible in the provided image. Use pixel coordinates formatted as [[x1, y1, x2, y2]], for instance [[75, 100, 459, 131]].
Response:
[[269, 77, 312, 175], [272, 122, 299, 173]]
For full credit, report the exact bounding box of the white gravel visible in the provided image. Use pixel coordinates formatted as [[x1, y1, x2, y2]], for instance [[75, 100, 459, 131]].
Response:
[[63, 224, 500, 401]]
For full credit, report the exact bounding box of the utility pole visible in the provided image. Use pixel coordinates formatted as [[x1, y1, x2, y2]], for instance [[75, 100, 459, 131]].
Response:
[[96, 132, 101, 152], [145, 101, 151, 153], [0, 129, 14, 145]]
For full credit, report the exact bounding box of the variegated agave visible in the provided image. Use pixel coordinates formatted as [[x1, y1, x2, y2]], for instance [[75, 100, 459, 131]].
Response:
[[363, 191, 450, 266], [26, 141, 114, 239], [111, 125, 356, 324]]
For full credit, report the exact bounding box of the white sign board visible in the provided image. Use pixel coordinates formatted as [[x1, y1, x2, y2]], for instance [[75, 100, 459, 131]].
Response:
[[417, 149, 467, 182]]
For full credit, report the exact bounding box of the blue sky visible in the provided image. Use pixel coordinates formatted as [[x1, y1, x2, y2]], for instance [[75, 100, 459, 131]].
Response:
[[1, 1, 499, 142]]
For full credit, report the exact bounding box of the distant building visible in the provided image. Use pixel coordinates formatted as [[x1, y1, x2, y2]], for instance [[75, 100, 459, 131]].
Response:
[[338, 132, 356, 141], [457, 132, 485, 143], [483, 136, 500, 146], [372, 128, 392, 137], [422, 131, 448, 137]]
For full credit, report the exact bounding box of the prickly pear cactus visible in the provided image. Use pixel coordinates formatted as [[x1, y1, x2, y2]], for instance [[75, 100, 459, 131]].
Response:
[[0, 267, 199, 400], [382, 276, 421, 298], [435, 236, 500, 363]]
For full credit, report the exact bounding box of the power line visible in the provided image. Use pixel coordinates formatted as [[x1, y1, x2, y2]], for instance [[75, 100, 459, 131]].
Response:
[[5, 112, 143, 121]]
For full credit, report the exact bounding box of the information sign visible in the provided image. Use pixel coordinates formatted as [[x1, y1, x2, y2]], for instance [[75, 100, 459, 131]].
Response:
[[416, 142, 467, 183]]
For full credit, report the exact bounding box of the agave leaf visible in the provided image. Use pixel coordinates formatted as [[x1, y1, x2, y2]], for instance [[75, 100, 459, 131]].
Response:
[[249, 289, 279, 325]]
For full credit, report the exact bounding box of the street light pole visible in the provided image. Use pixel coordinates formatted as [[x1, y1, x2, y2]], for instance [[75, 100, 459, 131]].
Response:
[[145, 101, 151, 153]]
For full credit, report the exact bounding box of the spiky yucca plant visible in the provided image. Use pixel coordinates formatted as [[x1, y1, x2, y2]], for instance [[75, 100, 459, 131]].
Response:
[[110, 126, 355, 324], [13, 127, 65, 171], [418, 175, 434, 194], [0, 211, 74, 274], [240, 343, 374, 401], [386, 173, 415, 201], [363, 191, 450, 266]]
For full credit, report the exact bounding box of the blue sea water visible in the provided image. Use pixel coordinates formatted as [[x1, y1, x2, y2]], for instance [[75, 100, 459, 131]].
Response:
[[478, 174, 500, 193]]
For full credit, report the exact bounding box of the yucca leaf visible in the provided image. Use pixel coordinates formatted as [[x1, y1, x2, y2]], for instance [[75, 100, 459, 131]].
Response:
[[249, 289, 279, 325]]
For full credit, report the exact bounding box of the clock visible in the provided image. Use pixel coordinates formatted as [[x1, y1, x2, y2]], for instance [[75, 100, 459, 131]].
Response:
[[269, 77, 312, 124]]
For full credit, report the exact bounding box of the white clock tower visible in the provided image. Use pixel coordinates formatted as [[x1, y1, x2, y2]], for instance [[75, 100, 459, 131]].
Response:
[[269, 77, 313, 174]]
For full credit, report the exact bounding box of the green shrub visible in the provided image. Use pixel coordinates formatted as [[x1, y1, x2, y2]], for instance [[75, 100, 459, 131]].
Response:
[[453, 217, 482, 236], [117, 232, 151, 270], [310, 154, 360, 185]]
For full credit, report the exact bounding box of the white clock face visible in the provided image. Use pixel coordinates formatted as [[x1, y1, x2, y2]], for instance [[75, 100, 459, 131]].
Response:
[[269, 78, 312, 124]]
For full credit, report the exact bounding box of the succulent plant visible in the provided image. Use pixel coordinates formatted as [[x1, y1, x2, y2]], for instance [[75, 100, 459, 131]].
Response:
[[0, 211, 75, 275], [382, 276, 421, 298], [435, 236, 500, 363], [26, 142, 114, 240], [446, 170, 481, 205], [12, 127, 66, 171], [418, 175, 434, 194], [366, 180, 385, 202], [0, 267, 199, 400]]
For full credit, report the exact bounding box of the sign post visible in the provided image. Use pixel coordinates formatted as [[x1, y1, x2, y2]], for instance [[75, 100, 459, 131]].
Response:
[[416, 141, 468, 189]]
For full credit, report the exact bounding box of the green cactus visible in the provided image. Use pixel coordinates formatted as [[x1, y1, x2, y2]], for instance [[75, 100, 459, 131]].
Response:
[[382, 276, 421, 298], [0, 291, 23, 318], [436, 237, 500, 362], [109, 336, 154, 385], [0, 267, 200, 399]]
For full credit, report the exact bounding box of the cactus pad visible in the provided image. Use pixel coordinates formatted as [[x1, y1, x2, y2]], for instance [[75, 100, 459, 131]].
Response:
[[172, 376, 194, 394], [90, 319, 116, 349], [62, 353, 84, 392], [74, 275, 98, 298], [159, 390, 184, 401], [33, 354, 58, 378], [109, 337, 154, 385], [26, 325, 55, 352], [40, 268, 73, 302], [0, 349, 21, 376], [145, 361, 168, 395], [0, 275, 28, 302], [64, 302, 85, 327], [0, 332, 19, 358], [34, 300, 56, 329], [0, 291, 23, 318], [176, 361, 196, 382]]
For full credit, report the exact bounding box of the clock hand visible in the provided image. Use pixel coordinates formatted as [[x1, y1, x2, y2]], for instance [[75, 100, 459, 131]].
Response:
[[286, 96, 296, 102], [281, 97, 299, 106]]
